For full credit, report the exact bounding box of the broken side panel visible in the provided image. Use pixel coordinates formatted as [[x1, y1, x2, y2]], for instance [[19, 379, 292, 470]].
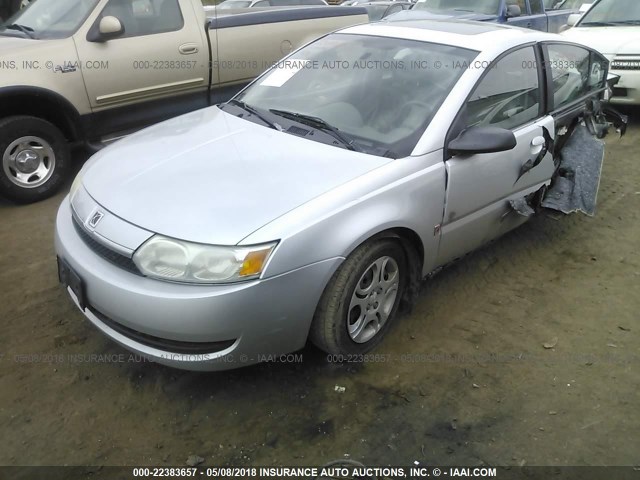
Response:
[[541, 124, 604, 216], [539, 95, 627, 217]]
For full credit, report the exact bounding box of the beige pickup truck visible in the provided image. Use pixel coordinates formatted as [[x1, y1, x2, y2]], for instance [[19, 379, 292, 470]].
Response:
[[0, 0, 367, 203]]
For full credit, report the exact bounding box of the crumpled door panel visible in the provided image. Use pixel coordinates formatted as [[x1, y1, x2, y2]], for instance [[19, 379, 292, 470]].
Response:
[[540, 124, 604, 216], [509, 97, 627, 218]]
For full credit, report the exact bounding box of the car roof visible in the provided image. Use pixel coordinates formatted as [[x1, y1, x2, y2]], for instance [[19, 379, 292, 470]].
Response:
[[340, 18, 559, 52]]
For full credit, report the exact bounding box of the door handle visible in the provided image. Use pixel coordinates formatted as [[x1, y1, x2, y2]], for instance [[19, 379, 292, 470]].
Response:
[[530, 136, 546, 155], [179, 43, 199, 55], [515, 128, 553, 184]]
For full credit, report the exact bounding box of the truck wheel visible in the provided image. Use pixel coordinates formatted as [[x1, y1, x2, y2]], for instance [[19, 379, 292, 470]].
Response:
[[0, 116, 70, 204], [310, 238, 407, 355]]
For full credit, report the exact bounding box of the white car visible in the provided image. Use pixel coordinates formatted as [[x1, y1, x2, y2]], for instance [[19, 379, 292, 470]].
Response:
[[561, 0, 640, 105]]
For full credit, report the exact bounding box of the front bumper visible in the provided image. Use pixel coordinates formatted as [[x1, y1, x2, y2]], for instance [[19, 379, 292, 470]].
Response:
[[55, 197, 342, 371], [609, 69, 640, 105]]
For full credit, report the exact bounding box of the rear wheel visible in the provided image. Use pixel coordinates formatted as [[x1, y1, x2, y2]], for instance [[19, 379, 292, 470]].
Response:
[[310, 238, 407, 355], [0, 116, 70, 204]]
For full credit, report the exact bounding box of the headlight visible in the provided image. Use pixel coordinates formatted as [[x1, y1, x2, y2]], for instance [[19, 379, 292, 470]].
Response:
[[133, 235, 277, 284], [69, 170, 84, 201]]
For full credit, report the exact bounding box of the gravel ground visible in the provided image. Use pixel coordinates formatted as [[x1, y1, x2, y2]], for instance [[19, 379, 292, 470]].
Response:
[[0, 109, 638, 470]]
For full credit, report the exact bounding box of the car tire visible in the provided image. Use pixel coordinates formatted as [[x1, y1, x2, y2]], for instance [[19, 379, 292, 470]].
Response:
[[310, 238, 407, 355], [0, 116, 70, 204]]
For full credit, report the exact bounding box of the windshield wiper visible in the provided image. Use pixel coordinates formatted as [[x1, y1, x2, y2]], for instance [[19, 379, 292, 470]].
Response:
[[580, 21, 618, 27], [608, 20, 640, 26], [269, 109, 363, 152], [4, 24, 35, 38], [226, 99, 282, 131]]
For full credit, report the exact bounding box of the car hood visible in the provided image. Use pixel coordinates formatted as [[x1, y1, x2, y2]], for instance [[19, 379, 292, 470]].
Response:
[[82, 107, 391, 246], [0, 36, 47, 54], [386, 9, 497, 22], [561, 26, 640, 55]]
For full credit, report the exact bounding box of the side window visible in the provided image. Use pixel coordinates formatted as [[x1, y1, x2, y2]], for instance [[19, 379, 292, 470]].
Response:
[[101, 0, 184, 38], [466, 47, 541, 131], [529, 0, 544, 14], [507, 0, 527, 14], [588, 52, 607, 89], [386, 4, 404, 15], [547, 0, 584, 10], [547, 44, 605, 110]]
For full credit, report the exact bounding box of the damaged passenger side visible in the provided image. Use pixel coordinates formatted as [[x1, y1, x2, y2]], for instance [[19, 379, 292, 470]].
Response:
[[510, 73, 627, 218]]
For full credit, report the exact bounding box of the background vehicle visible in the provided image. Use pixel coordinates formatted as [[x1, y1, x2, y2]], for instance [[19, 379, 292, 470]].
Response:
[[0, 0, 366, 203], [351, 0, 411, 19], [561, 0, 640, 105], [56, 20, 620, 371], [217, 0, 327, 8], [0, 0, 30, 23], [218, 0, 327, 7], [390, 0, 580, 33], [545, 0, 590, 10], [341, 0, 412, 6]]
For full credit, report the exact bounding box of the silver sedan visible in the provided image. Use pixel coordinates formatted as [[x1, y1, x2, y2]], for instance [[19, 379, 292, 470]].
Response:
[[55, 19, 617, 370]]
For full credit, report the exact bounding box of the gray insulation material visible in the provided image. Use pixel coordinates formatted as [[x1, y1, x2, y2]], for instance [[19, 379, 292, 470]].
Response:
[[541, 124, 605, 216], [509, 197, 535, 217]]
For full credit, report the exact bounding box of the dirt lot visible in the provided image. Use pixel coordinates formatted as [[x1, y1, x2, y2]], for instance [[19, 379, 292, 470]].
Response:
[[0, 110, 638, 470]]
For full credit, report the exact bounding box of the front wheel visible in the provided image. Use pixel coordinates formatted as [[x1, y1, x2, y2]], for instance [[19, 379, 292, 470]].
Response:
[[0, 116, 70, 204], [310, 238, 407, 355]]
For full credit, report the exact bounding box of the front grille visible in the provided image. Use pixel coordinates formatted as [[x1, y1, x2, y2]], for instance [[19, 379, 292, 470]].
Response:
[[91, 307, 236, 355], [611, 57, 640, 71], [73, 218, 141, 275]]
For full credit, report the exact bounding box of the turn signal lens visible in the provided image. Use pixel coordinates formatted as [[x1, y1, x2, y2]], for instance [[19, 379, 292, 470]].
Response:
[[239, 248, 273, 277]]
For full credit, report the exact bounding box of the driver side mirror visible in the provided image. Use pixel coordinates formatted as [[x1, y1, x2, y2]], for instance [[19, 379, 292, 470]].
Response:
[[448, 126, 517, 156], [87, 16, 124, 42], [506, 4, 521, 18]]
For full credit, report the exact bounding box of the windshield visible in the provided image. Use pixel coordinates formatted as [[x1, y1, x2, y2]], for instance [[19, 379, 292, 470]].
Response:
[[413, 0, 501, 15], [218, 0, 253, 8], [0, 0, 100, 39], [235, 34, 478, 158], [545, 0, 589, 9], [578, 0, 640, 26]]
